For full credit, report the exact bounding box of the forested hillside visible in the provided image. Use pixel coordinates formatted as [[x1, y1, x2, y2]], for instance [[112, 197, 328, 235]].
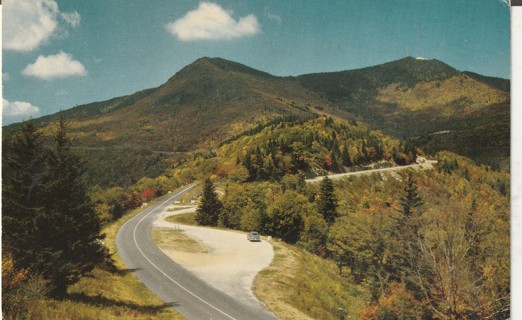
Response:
[[298, 57, 510, 168], [219, 116, 417, 181], [150, 112, 509, 319], [188, 151, 509, 319], [3, 57, 344, 187]]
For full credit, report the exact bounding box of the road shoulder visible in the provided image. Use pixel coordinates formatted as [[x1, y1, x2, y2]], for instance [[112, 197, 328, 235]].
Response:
[[152, 206, 275, 313]]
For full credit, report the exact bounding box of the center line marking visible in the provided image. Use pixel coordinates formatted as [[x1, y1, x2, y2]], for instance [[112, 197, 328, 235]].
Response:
[[130, 183, 238, 320]]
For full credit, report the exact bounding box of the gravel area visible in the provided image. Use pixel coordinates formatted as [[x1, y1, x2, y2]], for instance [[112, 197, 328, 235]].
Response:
[[153, 206, 275, 310]]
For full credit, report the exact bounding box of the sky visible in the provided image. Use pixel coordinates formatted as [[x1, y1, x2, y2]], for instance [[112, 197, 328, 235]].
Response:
[[1, 0, 511, 125]]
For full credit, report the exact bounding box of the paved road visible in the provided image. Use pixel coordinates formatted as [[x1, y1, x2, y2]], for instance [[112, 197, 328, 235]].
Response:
[[116, 183, 277, 320], [306, 160, 437, 183]]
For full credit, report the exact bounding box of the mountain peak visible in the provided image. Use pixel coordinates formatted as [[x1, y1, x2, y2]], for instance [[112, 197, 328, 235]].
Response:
[[297, 56, 460, 99], [377, 56, 459, 81], [181, 57, 274, 79]]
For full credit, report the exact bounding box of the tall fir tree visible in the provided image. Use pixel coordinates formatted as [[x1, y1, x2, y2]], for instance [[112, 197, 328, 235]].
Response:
[[2, 118, 107, 297], [399, 173, 424, 223], [196, 178, 223, 226], [39, 117, 106, 295], [342, 144, 352, 167], [388, 172, 424, 286], [2, 121, 46, 260], [317, 175, 338, 226]]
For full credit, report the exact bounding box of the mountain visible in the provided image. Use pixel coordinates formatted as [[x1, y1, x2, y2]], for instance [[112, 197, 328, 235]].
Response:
[[3, 58, 346, 187], [297, 57, 510, 168], [3, 56, 509, 186], [297, 57, 460, 100], [14, 58, 328, 152]]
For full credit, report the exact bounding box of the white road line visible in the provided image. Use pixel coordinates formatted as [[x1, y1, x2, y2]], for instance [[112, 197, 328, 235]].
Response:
[[130, 184, 238, 320]]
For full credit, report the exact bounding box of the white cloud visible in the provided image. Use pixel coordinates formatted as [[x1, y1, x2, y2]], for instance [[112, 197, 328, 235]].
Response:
[[2, 99, 40, 117], [3, 0, 80, 51], [23, 51, 87, 80], [166, 2, 260, 41], [61, 11, 81, 27]]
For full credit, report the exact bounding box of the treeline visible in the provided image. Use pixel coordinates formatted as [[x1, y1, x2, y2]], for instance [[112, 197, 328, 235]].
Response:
[[234, 116, 417, 182], [194, 151, 509, 319], [2, 119, 108, 317]]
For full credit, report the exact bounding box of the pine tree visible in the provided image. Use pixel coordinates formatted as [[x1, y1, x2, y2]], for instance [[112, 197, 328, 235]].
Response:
[[36, 117, 106, 296], [196, 178, 223, 226], [2, 121, 46, 259], [342, 144, 352, 167], [388, 172, 424, 286], [3, 118, 107, 297], [317, 176, 338, 226], [399, 173, 424, 223]]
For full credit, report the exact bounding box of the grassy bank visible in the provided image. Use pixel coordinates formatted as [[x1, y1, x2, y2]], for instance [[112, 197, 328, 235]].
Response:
[[255, 241, 367, 320], [29, 197, 185, 319], [160, 208, 367, 320]]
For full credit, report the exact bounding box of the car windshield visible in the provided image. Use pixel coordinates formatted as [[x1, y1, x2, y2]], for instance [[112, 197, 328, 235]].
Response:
[[250, 232, 258, 236]]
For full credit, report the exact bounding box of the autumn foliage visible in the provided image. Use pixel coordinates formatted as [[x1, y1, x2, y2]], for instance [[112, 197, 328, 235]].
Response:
[[2, 255, 48, 319], [141, 188, 157, 202]]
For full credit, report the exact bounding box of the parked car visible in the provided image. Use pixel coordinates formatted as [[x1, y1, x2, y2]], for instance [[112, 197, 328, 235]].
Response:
[[247, 231, 261, 242]]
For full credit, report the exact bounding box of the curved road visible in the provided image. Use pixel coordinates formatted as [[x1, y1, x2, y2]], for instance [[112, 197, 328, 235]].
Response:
[[305, 160, 437, 183], [116, 183, 276, 320]]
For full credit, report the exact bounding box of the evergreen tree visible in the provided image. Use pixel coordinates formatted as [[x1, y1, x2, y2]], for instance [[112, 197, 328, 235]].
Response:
[[388, 173, 424, 287], [2, 121, 46, 259], [342, 143, 352, 167], [196, 178, 223, 226], [243, 151, 253, 179], [399, 173, 424, 222], [317, 176, 338, 226], [36, 117, 106, 296], [3, 118, 107, 297]]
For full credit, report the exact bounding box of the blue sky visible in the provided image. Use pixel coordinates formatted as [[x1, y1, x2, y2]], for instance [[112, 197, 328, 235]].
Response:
[[2, 0, 511, 125]]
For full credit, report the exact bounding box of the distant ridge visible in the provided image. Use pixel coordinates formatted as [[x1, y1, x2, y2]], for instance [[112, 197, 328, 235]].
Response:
[[297, 57, 460, 102]]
